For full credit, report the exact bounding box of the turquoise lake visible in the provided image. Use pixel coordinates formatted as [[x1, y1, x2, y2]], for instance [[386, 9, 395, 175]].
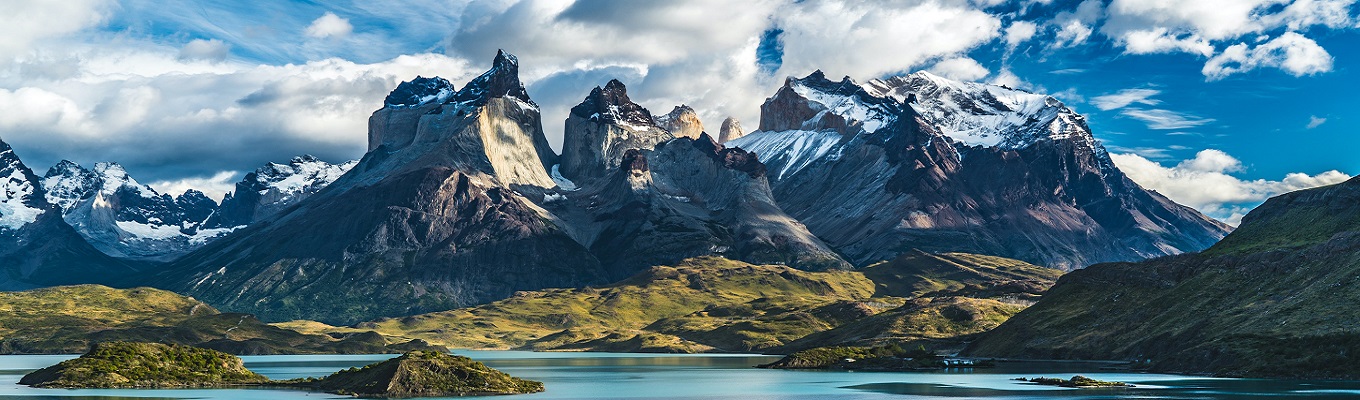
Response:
[[3, 351, 1359, 399]]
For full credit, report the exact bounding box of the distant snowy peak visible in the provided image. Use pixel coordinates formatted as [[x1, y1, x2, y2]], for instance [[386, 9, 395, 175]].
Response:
[[778, 70, 902, 135], [570, 79, 657, 130], [247, 155, 356, 197], [0, 141, 45, 231], [867, 71, 1097, 151], [42, 160, 98, 212]]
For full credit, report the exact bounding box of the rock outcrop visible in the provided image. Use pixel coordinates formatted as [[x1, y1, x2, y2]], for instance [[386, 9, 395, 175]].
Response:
[[558, 79, 672, 182], [718, 116, 745, 143], [549, 80, 850, 275], [655, 104, 705, 139], [155, 51, 607, 325], [730, 71, 1229, 270]]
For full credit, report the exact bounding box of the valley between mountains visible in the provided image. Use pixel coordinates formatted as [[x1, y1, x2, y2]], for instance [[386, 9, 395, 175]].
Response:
[[1, 50, 1355, 379]]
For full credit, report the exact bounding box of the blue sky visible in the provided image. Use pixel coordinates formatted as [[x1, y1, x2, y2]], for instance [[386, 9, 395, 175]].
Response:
[[0, 0, 1356, 224]]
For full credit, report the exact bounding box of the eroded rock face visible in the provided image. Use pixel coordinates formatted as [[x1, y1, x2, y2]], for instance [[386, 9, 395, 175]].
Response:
[[718, 116, 745, 143], [558, 79, 672, 182], [158, 51, 605, 324], [655, 105, 705, 139], [730, 71, 1228, 270]]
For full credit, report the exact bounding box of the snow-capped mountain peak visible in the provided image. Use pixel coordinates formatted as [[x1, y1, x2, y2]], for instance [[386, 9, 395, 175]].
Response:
[[0, 143, 44, 230], [250, 155, 356, 197], [867, 71, 1098, 152]]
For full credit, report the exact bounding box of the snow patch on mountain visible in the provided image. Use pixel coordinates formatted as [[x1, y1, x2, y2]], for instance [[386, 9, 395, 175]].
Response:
[[727, 129, 843, 180], [251, 155, 356, 201], [866, 71, 1099, 152], [790, 82, 894, 134], [0, 168, 42, 230]]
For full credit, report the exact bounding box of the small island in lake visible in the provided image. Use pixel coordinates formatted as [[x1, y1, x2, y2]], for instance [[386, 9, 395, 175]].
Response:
[[19, 342, 544, 397], [1016, 375, 1133, 388], [19, 342, 269, 388], [300, 350, 545, 397]]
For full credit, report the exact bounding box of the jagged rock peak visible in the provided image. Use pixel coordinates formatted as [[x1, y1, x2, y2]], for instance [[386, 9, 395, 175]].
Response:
[[689, 133, 766, 178], [656, 104, 704, 139], [450, 49, 534, 107], [384, 76, 455, 107], [718, 117, 745, 143], [570, 79, 656, 128]]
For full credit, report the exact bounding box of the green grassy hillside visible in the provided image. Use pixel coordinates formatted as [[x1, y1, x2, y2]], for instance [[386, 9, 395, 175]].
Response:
[[967, 177, 1360, 378], [351, 255, 1059, 353], [0, 285, 440, 355]]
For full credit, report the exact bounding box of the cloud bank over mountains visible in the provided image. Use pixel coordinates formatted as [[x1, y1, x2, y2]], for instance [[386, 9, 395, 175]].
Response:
[[0, 0, 1354, 217]]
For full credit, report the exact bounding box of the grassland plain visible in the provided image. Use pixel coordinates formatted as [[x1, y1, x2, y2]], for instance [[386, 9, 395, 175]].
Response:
[[315, 254, 1060, 354]]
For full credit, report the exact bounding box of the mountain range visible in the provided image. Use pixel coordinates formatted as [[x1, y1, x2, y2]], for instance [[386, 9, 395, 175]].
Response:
[[0, 50, 1230, 325]]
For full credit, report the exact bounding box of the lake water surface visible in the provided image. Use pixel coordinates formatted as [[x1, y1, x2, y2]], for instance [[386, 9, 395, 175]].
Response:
[[3, 351, 1359, 399]]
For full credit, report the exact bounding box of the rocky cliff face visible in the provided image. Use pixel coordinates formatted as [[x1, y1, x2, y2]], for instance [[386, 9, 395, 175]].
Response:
[[156, 51, 606, 324], [966, 176, 1360, 379], [0, 140, 139, 289], [547, 80, 850, 276], [655, 105, 704, 139], [204, 155, 355, 229], [42, 161, 225, 261], [557, 79, 672, 182], [718, 117, 745, 143], [730, 71, 1228, 270]]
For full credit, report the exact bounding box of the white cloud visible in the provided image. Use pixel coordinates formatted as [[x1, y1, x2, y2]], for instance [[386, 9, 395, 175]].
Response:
[[149, 171, 239, 202], [0, 0, 109, 63], [1004, 21, 1039, 49], [0, 40, 473, 185], [1100, 0, 1353, 78], [1203, 32, 1333, 80], [1051, 0, 1103, 48], [305, 12, 353, 39], [1122, 108, 1216, 129], [1091, 88, 1161, 111], [928, 57, 990, 81], [1307, 115, 1327, 129], [1119, 28, 1213, 56], [178, 39, 230, 62], [1112, 149, 1351, 225]]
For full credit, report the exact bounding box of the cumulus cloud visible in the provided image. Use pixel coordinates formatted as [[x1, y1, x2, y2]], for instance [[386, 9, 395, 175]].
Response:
[[1112, 149, 1351, 225], [1050, 0, 1102, 48], [1203, 32, 1334, 80], [177, 39, 230, 62], [928, 57, 990, 81], [0, 0, 109, 63], [1004, 20, 1039, 49], [0, 45, 473, 184], [305, 12, 353, 39], [148, 171, 239, 202], [1099, 0, 1354, 78], [1091, 88, 1161, 111]]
